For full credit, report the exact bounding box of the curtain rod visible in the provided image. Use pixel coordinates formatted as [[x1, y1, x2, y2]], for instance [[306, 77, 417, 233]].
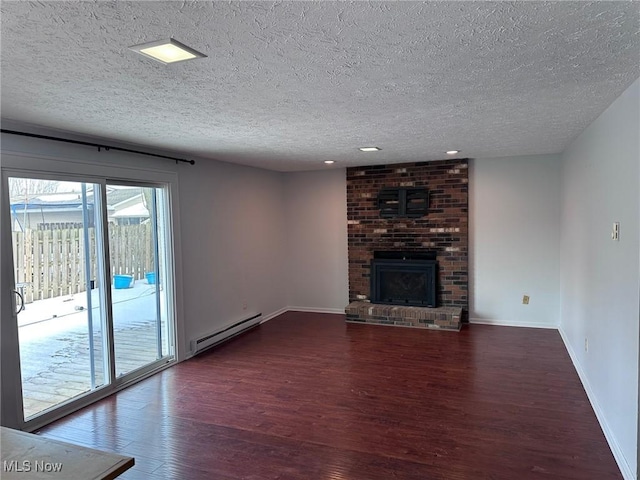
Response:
[[0, 129, 195, 165]]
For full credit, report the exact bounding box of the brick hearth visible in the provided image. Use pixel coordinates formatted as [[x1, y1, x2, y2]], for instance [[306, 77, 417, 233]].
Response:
[[345, 302, 462, 331]]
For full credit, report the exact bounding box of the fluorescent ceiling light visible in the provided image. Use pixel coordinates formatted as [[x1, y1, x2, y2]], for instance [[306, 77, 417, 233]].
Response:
[[446, 150, 460, 155], [324, 160, 335, 164], [359, 147, 381, 152], [129, 38, 207, 64]]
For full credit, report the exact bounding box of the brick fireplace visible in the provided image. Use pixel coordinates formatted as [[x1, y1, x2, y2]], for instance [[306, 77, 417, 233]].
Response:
[[345, 159, 468, 330]]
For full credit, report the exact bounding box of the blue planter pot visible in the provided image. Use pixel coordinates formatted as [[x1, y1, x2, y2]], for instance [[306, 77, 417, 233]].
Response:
[[114, 275, 133, 289]]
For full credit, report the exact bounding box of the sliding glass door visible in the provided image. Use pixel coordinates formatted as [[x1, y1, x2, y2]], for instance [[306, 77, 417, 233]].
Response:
[[9, 177, 109, 420], [5, 174, 175, 424], [106, 184, 172, 377]]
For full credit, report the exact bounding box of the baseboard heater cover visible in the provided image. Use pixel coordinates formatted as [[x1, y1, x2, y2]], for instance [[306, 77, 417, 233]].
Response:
[[191, 313, 262, 356]]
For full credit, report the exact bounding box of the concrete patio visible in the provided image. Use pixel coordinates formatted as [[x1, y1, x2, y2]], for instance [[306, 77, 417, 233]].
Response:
[[17, 279, 171, 419]]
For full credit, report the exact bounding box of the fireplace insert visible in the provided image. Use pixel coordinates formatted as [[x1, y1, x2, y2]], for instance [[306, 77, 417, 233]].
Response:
[[370, 251, 437, 307]]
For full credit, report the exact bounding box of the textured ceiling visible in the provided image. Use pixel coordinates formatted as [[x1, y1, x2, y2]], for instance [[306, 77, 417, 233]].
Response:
[[1, 1, 639, 171]]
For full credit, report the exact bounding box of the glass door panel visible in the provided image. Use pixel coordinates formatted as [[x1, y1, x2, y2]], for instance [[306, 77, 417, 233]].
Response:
[[9, 177, 109, 419], [106, 184, 172, 377]]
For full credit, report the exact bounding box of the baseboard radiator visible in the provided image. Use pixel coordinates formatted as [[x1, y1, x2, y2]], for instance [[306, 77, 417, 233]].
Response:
[[191, 313, 262, 356]]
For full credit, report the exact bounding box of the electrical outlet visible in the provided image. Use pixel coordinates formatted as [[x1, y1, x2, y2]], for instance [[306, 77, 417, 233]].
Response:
[[584, 337, 588, 352], [611, 222, 620, 241], [522, 295, 530, 305]]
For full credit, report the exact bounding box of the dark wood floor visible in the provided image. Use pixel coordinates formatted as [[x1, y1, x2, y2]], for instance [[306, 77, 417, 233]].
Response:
[[37, 312, 621, 479]]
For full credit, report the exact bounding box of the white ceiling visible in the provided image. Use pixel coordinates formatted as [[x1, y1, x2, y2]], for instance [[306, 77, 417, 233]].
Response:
[[1, 1, 639, 171]]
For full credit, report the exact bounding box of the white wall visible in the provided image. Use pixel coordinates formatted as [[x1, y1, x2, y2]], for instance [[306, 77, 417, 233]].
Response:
[[284, 169, 348, 312], [470, 154, 562, 327], [559, 78, 639, 479], [179, 159, 288, 347]]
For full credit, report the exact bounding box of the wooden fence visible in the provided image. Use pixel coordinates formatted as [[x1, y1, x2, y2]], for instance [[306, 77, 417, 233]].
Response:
[[12, 224, 154, 303]]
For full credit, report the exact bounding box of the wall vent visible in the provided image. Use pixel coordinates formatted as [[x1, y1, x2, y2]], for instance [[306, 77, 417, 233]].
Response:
[[377, 187, 429, 218]]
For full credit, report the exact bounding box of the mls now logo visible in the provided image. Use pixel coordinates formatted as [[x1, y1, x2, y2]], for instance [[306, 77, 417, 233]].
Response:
[[3, 460, 63, 473]]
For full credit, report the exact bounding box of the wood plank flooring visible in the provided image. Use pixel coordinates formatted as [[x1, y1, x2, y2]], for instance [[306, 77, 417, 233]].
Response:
[[37, 312, 622, 479]]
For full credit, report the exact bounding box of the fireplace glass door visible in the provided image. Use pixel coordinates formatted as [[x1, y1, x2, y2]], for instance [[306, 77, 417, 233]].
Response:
[[370, 259, 437, 307]]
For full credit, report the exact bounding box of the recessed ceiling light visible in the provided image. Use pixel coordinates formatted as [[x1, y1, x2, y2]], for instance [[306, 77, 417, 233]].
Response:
[[359, 147, 381, 152], [324, 160, 335, 164], [446, 150, 460, 155], [129, 38, 207, 64]]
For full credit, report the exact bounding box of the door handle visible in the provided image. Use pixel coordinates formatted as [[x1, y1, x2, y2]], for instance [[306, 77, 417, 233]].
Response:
[[12, 289, 25, 314]]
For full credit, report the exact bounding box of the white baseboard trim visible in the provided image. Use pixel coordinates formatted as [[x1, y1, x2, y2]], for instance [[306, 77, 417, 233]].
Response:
[[260, 307, 289, 324], [558, 327, 635, 480], [285, 306, 346, 315], [469, 317, 557, 329]]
